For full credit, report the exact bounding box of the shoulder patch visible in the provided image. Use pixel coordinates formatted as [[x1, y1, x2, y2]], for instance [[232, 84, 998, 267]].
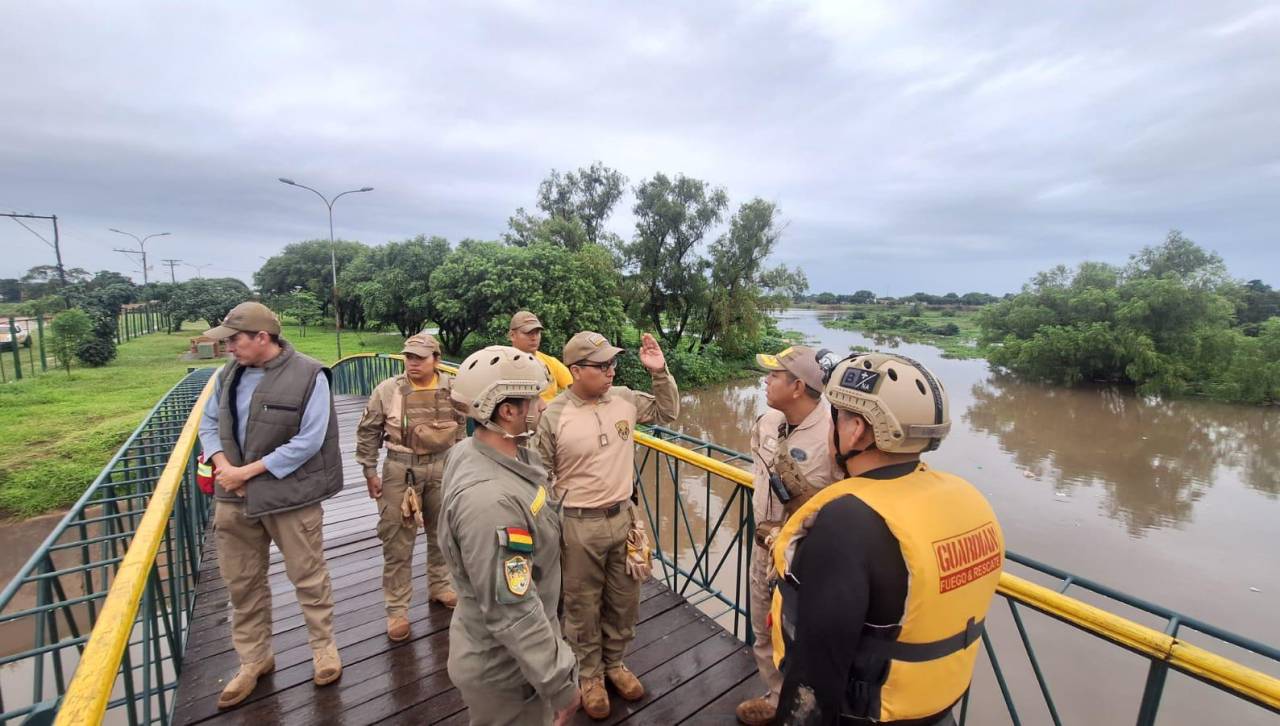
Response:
[[504, 555, 531, 596], [499, 526, 534, 552], [789, 447, 808, 462]]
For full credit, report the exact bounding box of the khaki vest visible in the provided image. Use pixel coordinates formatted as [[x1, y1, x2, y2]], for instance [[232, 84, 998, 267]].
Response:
[[770, 464, 1004, 722], [386, 375, 460, 454], [215, 342, 343, 517]]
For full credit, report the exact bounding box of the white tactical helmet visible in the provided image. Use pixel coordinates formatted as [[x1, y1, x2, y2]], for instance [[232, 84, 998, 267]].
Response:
[[451, 346, 549, 435], [822, 351, 951, 455]]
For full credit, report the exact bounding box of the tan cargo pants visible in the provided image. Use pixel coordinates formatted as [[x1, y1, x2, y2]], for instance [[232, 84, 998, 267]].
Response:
[[561, 502, 639, 679], [214, 500, 335, 664], [377, 455, 451, 616], [749, 541, 783, 704]]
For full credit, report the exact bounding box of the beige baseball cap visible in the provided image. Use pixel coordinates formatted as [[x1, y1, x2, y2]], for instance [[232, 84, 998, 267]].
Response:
[[203, 301, 281, 340], [756, 345, 825, 393], [563, 331, 624, 366], [401, 333, 440, 357], [509, 311, 544, 333]]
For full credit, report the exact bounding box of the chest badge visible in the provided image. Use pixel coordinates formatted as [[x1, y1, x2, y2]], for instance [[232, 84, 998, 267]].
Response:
[[789, 447, 808, 462], [614, 420, 631, 441], [504, 555, 531, 596]]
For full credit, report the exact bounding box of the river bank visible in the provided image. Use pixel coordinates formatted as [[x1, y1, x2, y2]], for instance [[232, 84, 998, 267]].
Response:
[[818, 303, 986, 358]]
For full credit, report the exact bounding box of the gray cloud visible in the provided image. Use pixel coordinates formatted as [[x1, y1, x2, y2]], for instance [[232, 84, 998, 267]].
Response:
[[2, 0, 1277, 294]]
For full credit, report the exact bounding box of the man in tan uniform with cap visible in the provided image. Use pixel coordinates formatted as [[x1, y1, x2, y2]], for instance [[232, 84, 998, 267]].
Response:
[[508, 310, 573, 403], [537, 331, 679, 720], [440, 345, 580, 726], [196, 301, 343, 709], [736, 345, 841, 725], [355, 333, 462, 641]]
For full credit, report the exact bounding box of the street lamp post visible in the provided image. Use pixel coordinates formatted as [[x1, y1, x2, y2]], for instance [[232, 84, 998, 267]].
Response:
[[277, 178, 373, 359], [109, 228, 171, 285]]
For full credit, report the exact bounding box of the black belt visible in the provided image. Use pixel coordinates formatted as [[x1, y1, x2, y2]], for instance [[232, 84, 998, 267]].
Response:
[[386, 449, 443, 465], [859, 617, 985, 662], [562, 501, 626, 518]]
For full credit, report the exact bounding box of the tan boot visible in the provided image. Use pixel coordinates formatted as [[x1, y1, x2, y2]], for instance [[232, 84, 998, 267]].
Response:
[[387, 615, 411, 642], [735, 695, 776, 725], [431, 588, 458, 609], [580, 675, 611, 720], [312, 644, 342, 686], [605, 664, 645, 701], [216, 655, 275, 709]]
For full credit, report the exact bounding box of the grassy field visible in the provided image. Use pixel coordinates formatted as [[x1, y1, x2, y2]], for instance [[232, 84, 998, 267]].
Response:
[[822, 304, 987, 359], [0, 323, 405, 518]]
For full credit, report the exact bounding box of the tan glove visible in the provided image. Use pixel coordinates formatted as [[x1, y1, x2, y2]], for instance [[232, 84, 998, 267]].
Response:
[[400, 487, 424, 531], [774, 447, 819, 517], [624, 516, 653, 581], [754, 520, 783, 550]]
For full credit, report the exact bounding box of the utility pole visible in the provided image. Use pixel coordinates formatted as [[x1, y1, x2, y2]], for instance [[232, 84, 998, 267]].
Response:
[[161, 259, 183, 283], [3, 212, 66, 286], [109, 228, 170, 285]]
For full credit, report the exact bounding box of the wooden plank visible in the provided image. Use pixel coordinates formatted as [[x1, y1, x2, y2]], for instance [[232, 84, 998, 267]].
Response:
[[599, 627, 745, 725], [621, 645, 756, 724]]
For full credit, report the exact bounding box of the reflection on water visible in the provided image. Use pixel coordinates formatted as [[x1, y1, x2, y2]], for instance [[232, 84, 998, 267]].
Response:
[[964, 375, 1280, 536]]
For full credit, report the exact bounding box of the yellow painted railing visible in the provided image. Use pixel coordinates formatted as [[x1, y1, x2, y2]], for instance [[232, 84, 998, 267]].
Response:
[[54, 375, 216, 726]]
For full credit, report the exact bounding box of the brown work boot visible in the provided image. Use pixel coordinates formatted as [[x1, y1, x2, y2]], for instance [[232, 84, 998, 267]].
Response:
[[387, 615, 411, 642], [580, 675, 611, 720], [605, 664, 645, 701], [216, 654, 274, 709], [735, 695, 776, 725], [431, 588, 458, 609], [312, 644, 343, 686]]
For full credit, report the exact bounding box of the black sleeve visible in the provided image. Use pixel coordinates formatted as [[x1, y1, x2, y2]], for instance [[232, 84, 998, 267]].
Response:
[[777, 495, 907, 726]]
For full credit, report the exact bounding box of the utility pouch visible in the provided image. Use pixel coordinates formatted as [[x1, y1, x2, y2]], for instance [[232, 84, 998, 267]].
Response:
[[408, 421, 458, 454]]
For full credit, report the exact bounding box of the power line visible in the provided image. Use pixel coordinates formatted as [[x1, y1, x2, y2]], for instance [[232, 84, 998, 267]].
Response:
[[3, 212, 66, 286]]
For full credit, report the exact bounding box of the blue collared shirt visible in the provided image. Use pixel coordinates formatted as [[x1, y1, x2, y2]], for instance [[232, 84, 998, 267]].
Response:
[[197, 366, 331, 479]]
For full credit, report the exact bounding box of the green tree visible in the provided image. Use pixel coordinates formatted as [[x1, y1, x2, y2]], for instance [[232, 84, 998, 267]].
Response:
[[163, 278, 252, 329], [280, 290, 324, 336], [850, 289, 877, 304], [48, 309, 93, 376], [622, 173, 728, 348], [255, 240, 369, 326], [344, 235, 451, 336]]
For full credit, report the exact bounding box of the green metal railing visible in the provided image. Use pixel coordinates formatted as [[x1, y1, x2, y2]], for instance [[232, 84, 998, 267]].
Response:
[[4, 352, 1274, 724], [0, 368, 215, 725]]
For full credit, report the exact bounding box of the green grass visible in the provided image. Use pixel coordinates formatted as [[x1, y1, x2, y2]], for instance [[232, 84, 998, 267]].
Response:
[[0, 322, 405, 518], [823, 304, 988, 359]]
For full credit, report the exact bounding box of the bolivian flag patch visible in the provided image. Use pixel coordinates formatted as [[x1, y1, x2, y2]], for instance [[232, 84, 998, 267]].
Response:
[[498, 527, 534, 553]]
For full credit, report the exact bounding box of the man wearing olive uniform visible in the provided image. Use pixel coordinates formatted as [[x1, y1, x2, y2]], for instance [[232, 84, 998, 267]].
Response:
[[736, 346, 841, 726], [508, 310, 574, 403], [537, 331, 679, 719], [355, 333, 463, 642], [439, 345, 580, 726]]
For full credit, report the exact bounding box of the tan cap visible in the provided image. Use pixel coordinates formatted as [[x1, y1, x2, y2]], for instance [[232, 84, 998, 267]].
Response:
[[756, 345, 825, 393], [509, 311, 544, 333], [401, 333, 440, 357], [563, 330, 624, 366], [203, 301, 281, 340]]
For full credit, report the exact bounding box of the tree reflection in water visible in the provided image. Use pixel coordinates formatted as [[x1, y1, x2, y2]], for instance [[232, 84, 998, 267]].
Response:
[[965, 373, 1279, 536]]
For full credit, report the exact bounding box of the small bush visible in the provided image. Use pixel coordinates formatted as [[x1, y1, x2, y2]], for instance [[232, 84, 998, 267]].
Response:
[[76, 336, 118, 367]]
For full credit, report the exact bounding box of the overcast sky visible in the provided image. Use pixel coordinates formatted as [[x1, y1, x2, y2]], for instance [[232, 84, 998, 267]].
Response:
[[2, 1, 1277, 294]]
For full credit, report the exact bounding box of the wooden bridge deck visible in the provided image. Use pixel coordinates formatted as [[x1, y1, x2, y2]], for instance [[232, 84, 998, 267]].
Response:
[[171, 395, 758, 725]]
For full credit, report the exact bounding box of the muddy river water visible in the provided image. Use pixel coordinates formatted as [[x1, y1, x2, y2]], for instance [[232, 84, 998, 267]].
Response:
[[661, 309, 1278, 724]]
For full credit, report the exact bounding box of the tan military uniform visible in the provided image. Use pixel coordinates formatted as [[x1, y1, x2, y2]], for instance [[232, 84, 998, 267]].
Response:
[[438, 438, 578, 725], [355, 371, 463, 614], [536, 371, 679, 678], [748, 403, 840, 705]]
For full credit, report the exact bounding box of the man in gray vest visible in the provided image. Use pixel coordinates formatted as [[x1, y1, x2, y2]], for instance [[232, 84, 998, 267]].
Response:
[[197, 301, 344, 709]]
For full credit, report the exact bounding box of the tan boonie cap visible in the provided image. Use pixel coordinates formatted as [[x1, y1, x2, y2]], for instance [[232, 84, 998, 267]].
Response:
[[401, 333, 440, 357], [563, 330, 624, 366], [203, 301, 281, 340], [756, 345, 825, 393], [509, 310, 544, 333]]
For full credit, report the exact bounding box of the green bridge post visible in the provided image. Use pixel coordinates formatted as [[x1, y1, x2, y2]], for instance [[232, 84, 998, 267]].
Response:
[[8, 316, 22, 380], [37, 314, 47, 371]]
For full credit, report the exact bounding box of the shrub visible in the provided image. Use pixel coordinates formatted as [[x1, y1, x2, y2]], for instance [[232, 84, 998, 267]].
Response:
[[75, 336, 118, 367]]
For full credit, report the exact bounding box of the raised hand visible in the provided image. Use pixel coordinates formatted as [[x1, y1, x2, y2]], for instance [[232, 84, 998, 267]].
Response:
[[638, 332, 666, 373]]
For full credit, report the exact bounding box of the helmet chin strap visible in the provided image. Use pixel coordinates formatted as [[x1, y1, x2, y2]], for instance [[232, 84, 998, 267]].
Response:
[[479, 400, 540, 440], [830, 405, 870, 472]]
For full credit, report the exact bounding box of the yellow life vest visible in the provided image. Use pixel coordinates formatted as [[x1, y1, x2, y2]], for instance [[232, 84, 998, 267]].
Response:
[[769, 463, 1004, 722]]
